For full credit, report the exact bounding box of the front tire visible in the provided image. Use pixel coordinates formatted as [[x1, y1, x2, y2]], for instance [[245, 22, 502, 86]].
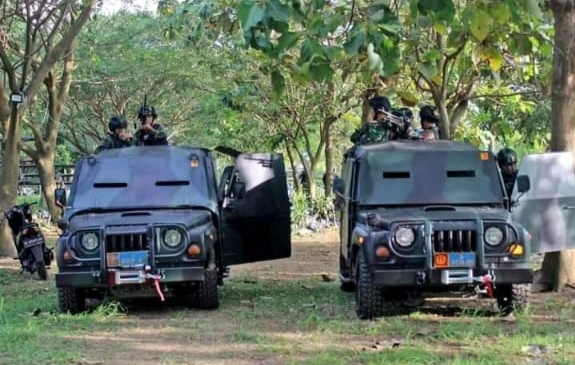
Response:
[[58, 287, 87, 314], [191, 266, 219, 309], [355, 250, 384, 319], [495, 284, 530, 315]]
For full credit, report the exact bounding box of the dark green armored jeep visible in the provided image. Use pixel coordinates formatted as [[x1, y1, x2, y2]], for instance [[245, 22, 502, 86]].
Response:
[[54, 145, 291, 313], [334, 140, 533, 319]]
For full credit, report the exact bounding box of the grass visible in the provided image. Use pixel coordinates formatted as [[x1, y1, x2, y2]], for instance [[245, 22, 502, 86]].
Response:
[[0, 232, 574, 365], [16, 194, 41, 206]]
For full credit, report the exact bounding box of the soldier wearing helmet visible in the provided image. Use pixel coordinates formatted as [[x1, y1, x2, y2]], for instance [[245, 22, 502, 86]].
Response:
[[414, 105, 441, 140], [134, 105, 168, 146], [94, 116, 134, 154], [350, 96, 395, 145], [497, 147, 518, 197]]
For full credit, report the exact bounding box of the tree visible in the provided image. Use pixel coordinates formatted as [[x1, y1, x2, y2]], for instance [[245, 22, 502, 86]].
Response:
[[0, 0, 98, 256], [536, 0, 575, 292]]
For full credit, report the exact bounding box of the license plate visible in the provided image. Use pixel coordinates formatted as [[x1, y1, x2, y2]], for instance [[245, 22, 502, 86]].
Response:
[[448, 252, 476, 268], [22, 236, 44, 248], [107, 251, 148, 268]]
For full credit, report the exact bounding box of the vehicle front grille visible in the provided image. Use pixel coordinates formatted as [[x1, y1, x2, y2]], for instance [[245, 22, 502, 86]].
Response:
[[105, 234, 149, 253], [432, 230, 476, 253]]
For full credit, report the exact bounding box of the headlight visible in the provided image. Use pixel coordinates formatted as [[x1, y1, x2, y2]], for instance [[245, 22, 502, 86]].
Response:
[[485, 226, 504, 246], [163, 229, 183, 248], [394, 227, 415, 247], [81, 232, 99, 251]]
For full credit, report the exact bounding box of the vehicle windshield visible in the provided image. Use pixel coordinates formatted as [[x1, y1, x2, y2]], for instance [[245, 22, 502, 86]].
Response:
[[68, 148, 213, 210], [357, 149, 505, 206]]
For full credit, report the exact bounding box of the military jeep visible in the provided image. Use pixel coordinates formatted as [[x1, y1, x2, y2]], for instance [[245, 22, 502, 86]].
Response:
[[54, 145, 291, 313], [334, 140, 533, 319]]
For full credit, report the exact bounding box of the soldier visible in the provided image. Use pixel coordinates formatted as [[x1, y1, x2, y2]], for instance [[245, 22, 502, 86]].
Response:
[[94, 116, 134, 154], [497, 147, 519, 198], [134, 105, 168, 146], [350, 96, 394, 145], [414, 105, 441, 140]]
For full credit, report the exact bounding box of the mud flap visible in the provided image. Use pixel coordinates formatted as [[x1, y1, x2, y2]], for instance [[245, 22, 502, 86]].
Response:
[[30, 245, 45, 268]]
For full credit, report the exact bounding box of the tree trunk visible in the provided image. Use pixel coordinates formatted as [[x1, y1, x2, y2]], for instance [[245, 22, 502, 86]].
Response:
[[537, 0, 575, 292], [284, 143, 300, 192], [324, 121, 334, 196], [36, 151, 59, 221], [0, 110, 22, 257]]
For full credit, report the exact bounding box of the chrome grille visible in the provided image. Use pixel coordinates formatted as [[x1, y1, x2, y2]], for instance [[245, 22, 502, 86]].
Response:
[[432, 230, 476, 253], [105, 234, 149, 252]]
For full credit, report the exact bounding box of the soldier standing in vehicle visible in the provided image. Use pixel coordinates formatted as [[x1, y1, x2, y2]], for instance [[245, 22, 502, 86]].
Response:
[[496, 147, 519, 197], [134, 105, 168, 146], [94, 116, 134, 153], [350, 96, 393, 145], [415, 105, 441, 140]]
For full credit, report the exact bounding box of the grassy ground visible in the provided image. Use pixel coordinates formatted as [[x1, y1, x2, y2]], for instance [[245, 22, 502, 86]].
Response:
[[16, 194, 41, 205], [0, 229, 574, 365]]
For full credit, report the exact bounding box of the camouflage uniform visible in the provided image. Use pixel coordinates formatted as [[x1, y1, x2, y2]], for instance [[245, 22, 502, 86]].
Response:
[[134, 123, 168, 146], [350, 122, 391, 145], [94, 133, 134, 154]]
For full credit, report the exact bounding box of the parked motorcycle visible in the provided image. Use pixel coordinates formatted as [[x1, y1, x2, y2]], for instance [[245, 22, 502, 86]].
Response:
[[4, 202, 53, 280]]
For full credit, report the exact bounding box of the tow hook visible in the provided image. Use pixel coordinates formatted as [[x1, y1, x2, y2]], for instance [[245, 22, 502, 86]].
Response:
[[144, 265, 166, 302], [481, 271, 496, 298], [415, 271, 426, 285]]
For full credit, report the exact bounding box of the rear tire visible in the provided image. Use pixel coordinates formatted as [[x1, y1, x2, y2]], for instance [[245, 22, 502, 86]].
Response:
[[355, 250, 384, 319], [58, 287, 87, 314], [36, 261, 47, 280], [495, 284, 530, 315]]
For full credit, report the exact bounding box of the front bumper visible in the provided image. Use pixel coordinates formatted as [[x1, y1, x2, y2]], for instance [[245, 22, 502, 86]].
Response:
[[373, 268, 533, 287], [55, 267, 205, 288]]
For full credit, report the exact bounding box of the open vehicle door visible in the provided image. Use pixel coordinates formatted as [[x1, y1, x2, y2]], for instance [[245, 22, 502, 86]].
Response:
[[216, 148, 291, 265], [511, 152, 575, 253]]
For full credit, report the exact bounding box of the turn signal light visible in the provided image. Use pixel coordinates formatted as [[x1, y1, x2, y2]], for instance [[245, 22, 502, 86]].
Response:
[[434, 253, 448, 268], [508, 244, 525, 257], [187, 244, 201, 257], [375, 246, 390, 258]]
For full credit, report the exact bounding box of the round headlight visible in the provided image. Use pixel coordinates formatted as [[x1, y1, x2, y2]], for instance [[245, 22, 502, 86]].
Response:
[[485, 226, 504, 246], [163, 229, 183, 248], [81, 232, 99, 251], [394, 227, 415, 247]]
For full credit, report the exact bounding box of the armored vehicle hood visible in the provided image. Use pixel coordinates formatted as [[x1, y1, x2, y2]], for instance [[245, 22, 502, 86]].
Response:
[[357, 206, 511, 227], [68, 209, 213, 232]]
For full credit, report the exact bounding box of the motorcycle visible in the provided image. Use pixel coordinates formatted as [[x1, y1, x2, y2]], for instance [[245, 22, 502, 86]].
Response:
[[4, 202, 53, 280]]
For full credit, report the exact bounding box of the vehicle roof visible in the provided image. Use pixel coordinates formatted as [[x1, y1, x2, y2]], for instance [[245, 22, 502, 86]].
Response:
[[353, 140, 481, 158], [92, 145, 210, 160]]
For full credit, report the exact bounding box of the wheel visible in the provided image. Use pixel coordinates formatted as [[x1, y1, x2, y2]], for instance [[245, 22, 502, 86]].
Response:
[[355, 250, 384, 319], [36, 261, 47, 280], [339, 254, 355, 293], [58, 287, 87, 314], [190, 265, 219, 310], [495, 284, 530, 315]]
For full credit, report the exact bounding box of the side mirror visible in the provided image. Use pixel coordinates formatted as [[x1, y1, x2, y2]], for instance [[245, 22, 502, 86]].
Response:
[[231, 181, 245, 199], [516, 175, 531, 194], [55, 187, 67, 207], [57, 219, 69, 231], [333, 177, 345, 196]]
